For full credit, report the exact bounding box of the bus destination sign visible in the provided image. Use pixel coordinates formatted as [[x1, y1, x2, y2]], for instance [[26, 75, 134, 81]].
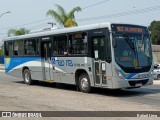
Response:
[[116, 26, 142, 33], [112, 24, 147, 34]]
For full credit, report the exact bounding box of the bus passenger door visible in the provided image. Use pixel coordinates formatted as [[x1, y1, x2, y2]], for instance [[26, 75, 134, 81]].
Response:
[[41, 40, 53, 81], [93, 36, 107, 87]]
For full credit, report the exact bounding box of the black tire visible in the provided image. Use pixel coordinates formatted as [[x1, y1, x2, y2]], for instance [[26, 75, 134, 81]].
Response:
[[157, 74, 160, 80], [23, 69, 33, 85], [79, 73, 91, 93]]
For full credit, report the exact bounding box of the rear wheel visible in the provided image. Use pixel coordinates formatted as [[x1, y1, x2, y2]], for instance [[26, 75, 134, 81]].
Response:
[[23, 69, 33, 85], [79, 73, 91, 93]]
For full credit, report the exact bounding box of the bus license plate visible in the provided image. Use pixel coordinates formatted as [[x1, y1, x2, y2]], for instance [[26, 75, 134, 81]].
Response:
[[135, 83, 142, 87]]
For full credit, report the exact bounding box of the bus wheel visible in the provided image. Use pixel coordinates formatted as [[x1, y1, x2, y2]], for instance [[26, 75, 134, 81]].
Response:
[[79, 73, 91, 93], [23, 69, 33, 85]]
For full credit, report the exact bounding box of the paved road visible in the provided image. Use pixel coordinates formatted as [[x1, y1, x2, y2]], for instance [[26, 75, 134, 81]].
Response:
[[0, 71, 160, 119]]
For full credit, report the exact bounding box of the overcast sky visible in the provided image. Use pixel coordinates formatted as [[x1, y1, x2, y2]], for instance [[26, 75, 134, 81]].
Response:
[[0, 0, 160, 45]]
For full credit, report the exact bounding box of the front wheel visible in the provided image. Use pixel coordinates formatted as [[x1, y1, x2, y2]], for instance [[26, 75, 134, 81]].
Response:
[[79, 73, 91, 93], [23, 69, 33, 85]]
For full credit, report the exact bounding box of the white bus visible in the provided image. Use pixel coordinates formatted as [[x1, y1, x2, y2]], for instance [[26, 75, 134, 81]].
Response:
[[4, 22, 153, 93]]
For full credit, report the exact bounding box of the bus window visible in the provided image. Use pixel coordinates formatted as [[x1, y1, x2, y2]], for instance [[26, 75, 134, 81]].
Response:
[[4, 42, 9, 56], [13, 40, 24, 56], [37, 40, 40, 56], [52, 37, 58, 55], [7, 42, 14, 56], [68, 32, 87, 55], [55, 35, 68, 55], [24, 39, 36, 56]]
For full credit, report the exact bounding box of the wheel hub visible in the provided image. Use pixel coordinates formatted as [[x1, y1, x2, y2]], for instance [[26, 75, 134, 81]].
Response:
[[81, 78, 89, 90], [25, 72, 30, 83]]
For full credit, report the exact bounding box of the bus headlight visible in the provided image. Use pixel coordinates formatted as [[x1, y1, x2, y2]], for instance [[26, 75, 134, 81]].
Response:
[[115, 69, 124, 79], [118, 71, 123, 77]]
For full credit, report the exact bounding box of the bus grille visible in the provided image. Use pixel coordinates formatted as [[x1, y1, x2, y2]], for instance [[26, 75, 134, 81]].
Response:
[[128, 79, 149, 86]]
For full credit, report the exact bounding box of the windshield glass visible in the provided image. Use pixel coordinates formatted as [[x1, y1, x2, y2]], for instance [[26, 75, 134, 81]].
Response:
[[114, 34, 152, 68]]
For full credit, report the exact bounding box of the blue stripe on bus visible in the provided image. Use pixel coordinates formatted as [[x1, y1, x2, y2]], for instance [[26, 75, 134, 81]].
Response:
[[120, 69, 138, 79], [125, 73, 137, 79], [5, 57, 41, 73]]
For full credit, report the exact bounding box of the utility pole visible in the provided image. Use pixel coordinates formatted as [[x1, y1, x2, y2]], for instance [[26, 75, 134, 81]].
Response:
[[0, 11, 11, 56], [48, 22, 56, 27]]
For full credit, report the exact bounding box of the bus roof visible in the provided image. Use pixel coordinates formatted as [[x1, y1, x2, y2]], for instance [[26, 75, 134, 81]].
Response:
[[5, 22, 146, 41]]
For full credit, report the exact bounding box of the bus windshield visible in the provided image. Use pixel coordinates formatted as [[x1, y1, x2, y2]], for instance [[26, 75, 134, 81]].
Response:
[[114, 34, 152, 68]]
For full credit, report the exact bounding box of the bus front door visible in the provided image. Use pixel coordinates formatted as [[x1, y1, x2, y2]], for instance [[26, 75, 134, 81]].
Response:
[[93, 36, 107, 87], [41, 41, 53, 81]]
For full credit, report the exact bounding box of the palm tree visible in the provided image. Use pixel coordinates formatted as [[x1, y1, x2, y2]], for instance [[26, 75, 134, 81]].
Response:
[[8, 28, 30, 37], [46, 4, 81, 27]]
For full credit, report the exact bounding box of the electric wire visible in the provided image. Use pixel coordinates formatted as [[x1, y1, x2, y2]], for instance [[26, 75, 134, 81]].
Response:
[[0, 0, 110, 30], [0, 2, 160, 33]]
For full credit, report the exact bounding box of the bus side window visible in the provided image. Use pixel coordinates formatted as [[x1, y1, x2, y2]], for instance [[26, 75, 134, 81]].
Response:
[[24, 39, 36, 56], [57, 35, 67, 55], [8, 42, 14, 56], [14, 41, 18, 56], [68, 32, 88, 55], [4, 42, 9, 56], [52, 37, 58, 55]]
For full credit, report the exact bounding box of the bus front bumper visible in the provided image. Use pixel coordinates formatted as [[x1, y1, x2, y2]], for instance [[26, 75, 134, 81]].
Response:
[[111, 76, 153, 89]]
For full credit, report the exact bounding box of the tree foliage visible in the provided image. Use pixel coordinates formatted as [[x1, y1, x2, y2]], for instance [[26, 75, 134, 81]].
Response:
[[8, 28, 30, 37], [0, 48, 3, 56], [149, 21, 160, 45], [46, 4, 81, 27]]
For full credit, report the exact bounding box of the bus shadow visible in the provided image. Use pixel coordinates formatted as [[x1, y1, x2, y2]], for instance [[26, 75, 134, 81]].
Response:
[[91, 87, 160, 97], [14, 81, 77, 92], [14, 81, 160, 97], [37, 81, 78, 92]]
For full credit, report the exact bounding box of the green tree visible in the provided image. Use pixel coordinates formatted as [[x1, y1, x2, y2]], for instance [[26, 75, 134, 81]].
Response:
[[0, 48, 3, 56], [46, 4, 81, 27], [8, 28, 30, 37], [149, 21, 160, 44]]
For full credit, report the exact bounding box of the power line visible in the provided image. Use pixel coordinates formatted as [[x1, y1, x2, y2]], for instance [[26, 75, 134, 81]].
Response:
[[76, 5, 160, 22], [1, 4, 160, 31], [0, 18, 52, 30], [0, 0, 110, 30], [82, 0, 109, 9], [0, 22, 52, 35]]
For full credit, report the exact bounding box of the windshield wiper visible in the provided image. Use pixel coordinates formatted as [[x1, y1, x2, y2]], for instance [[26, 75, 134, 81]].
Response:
[[123, 34, 135, 50]]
